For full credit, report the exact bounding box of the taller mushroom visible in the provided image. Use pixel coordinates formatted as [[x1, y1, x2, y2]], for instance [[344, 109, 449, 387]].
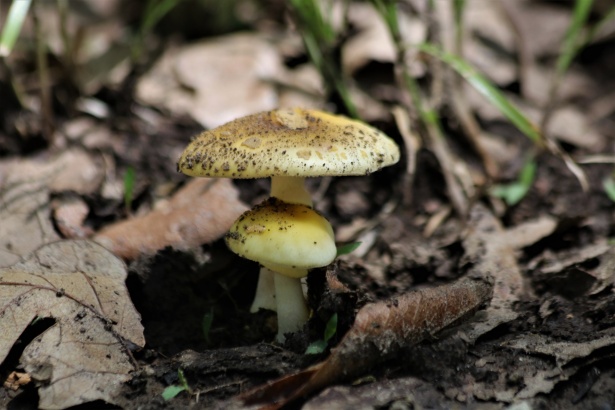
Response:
[[178, 107, 400, 341]]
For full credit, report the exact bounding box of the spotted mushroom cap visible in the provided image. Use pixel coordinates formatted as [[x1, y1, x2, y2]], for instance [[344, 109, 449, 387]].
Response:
[[225, 198, 336, 278], [177, 107, 400, 178]]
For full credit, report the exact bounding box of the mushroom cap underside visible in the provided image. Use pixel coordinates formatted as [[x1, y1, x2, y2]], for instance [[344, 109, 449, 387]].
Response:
[[178, 107, 400, 178], [225, 198, 336, 278]]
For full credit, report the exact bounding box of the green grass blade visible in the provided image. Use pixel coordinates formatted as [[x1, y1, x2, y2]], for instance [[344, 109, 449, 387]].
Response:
[[557, 0, 594, 76], [587, 4, 615, 43], [141, 0, 181, 36], [0, 0, 32, 57], [123, 167, 136, 213], [418, 42, 542, 145], [323, 313, 338, 342]]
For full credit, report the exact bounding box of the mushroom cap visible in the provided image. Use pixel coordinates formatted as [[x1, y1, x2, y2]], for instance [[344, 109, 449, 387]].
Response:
[[225, 198, 336, 278], [177, 107, 400, 178]]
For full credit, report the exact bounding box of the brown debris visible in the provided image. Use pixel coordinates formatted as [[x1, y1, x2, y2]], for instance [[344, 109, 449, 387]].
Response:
[[0, 240, 144, 409], [3, 372, 31, 391], [240, 275, 493, 409], [94, 178, 248, 259]]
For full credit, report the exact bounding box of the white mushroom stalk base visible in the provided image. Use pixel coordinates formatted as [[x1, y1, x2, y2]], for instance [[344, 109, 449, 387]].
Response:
[[250, 267, 277, 313], [274, 270, 309, 342]]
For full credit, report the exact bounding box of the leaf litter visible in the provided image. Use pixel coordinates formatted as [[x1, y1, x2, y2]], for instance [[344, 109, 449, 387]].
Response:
[[94, 178, 248, 260], [0, 149, 103, 267], [3, 1, 615, 409], [0, 240, 144, 409]]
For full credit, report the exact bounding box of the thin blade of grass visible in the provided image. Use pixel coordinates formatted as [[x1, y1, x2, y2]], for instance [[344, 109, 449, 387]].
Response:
[[418, 42, 543, 146], [556, 0, 594, 76], [0, 0, 32, 57]]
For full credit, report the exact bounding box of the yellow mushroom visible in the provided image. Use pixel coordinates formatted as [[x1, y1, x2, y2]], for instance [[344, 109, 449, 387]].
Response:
[[225, 198, 336, 341], [177, 108, 400, 341], [177, 107, 400, 207]]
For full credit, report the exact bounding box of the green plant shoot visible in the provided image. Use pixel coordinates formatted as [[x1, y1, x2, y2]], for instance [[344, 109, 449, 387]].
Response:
[[161, 368, 191, 401], [336, 241, 361, 257], [305, 313, 338, 355], [491, 158, 537, 206], [602, 176, 615, 202]]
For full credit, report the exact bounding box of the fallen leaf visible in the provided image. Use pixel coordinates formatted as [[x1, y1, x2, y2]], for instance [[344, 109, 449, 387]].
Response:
[[0, 149, 104, 266], [51, 195, 93, 239], [505, 331, 615, 368], [136, 33, 282, 129], [94, 178, 248, 259], [240, 275, 492, 408], [506, 331, 615, 400], [303, 377, 447, 410], [457, 206, 554, 341], [3, 371, 31, 391], [0, 240, 144, 409], [530, 241, 615, 297]]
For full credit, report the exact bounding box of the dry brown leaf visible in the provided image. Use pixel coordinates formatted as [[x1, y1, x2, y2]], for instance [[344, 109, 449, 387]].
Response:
[[3, 371, 31, 391], [136, 33, 282, 129], [0, 149, 104, 266], [464, 0, 517, 86], [303, 377, 444, 410], [457, 204, 526, 340], [468, 330, 615, 402], [505, 332, 615, 369], [240, 276, 492, 409], [529, 241, 615, 296], [94, 178, 248, 259], [52, 196, 93, 239], [0, 240, 144, 409]]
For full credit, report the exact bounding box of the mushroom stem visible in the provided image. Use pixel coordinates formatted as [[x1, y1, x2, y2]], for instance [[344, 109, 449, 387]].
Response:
[[273, 271, 309, 342], [270, 176, 312, 206], [250, 267, 277, 313]]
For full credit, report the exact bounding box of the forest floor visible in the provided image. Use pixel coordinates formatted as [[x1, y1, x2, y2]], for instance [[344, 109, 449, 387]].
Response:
[[1, 1, 615, 409]]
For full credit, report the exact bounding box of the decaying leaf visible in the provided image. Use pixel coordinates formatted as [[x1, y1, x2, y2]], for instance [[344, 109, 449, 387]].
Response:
[[51, 195, 93, 239], [458, 206, 556, 341], [0, 149, 103, 266], [303, 377, 446, 410], [529, 240, 615, 296], [240, 276, 493, 408], [0, 240, 144, 409], [3, 371, 31, 391], [94, 178, 248, 259], [136, 33, 282, 129]]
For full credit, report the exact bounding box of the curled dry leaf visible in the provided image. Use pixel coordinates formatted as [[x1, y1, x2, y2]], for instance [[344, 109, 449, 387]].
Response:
[[94, 178, 248, 260], [0, 240, 144, 409], [51, 196, 93, 239], [240, 276, 493, 409]]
